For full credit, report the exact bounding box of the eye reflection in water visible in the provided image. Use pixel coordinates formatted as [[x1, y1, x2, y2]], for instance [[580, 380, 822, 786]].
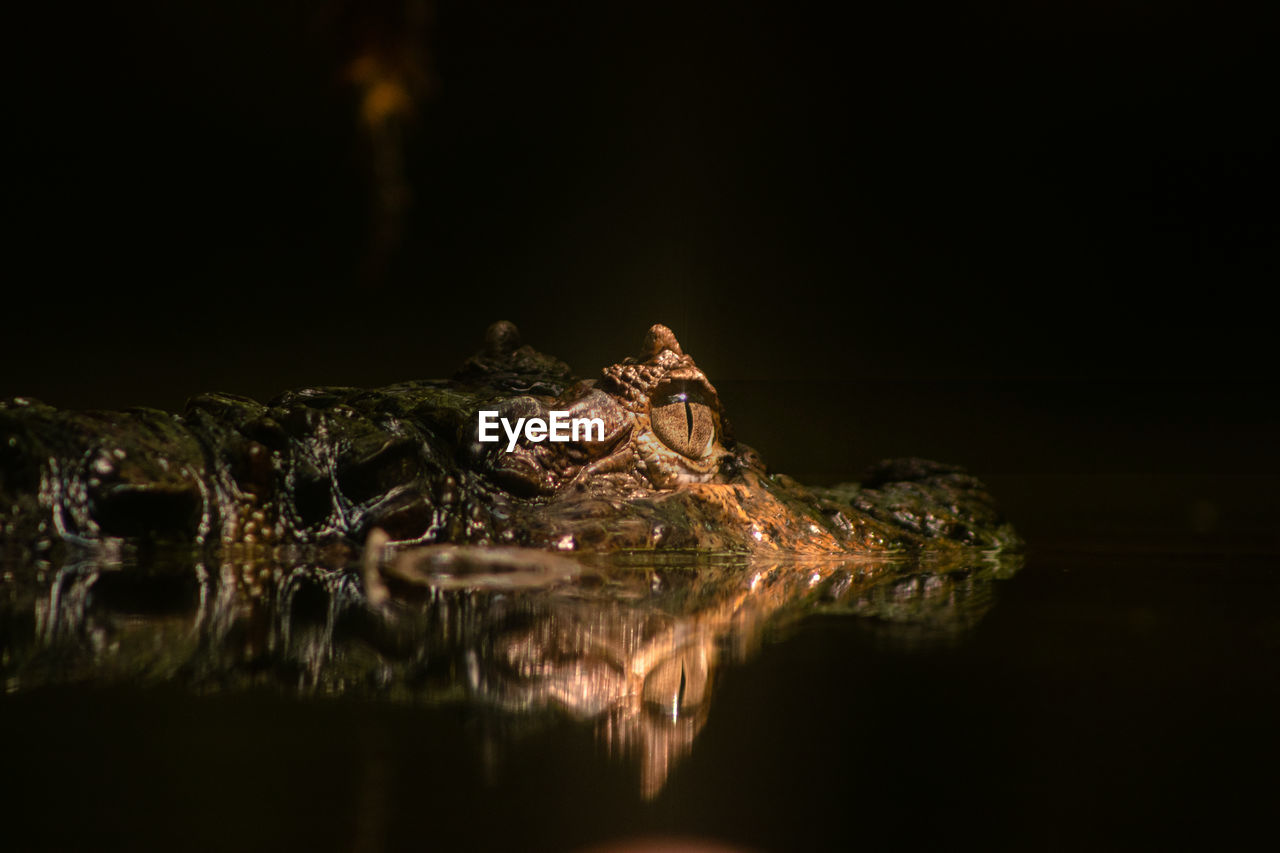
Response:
[[1, 542, 1020, 799]]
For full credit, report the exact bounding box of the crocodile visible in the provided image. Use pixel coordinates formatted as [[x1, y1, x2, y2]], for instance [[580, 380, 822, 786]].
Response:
[[0, 326, 1022, 796], [0, 322, 1019, 560], [1, 540, 1021, 797]]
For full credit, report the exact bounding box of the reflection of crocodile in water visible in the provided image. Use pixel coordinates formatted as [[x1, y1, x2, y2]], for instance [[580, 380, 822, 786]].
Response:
[[2, 544, 1021, 797], [0, 321, 1020, 557], [0, 322, 1022, 796]]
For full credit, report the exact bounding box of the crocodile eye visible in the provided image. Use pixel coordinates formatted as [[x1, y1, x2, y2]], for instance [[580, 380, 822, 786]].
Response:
[[649, 383, 715, 459]]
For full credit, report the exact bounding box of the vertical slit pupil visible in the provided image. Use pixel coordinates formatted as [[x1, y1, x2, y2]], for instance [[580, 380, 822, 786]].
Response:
[[684, 400, 693, 441]]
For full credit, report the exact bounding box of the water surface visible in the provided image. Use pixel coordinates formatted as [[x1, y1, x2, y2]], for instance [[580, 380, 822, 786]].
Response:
[[2, 526, 1276, 851]]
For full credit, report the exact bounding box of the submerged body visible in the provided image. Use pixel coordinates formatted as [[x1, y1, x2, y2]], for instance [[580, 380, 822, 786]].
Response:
[[0, 322, 1019, 558]]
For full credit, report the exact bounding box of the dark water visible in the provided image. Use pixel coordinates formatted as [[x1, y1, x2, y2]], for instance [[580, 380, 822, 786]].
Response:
[[3, 520, 1277, 851]]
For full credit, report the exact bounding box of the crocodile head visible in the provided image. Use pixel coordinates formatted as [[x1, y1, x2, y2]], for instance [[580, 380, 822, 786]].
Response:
[[449, 321, 1018, 555], [464, 322, 753, 496]]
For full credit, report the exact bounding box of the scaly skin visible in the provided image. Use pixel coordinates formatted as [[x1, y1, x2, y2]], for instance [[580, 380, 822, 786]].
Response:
[[0, 322, 1020, 559], [0, 328, 1023, 796]]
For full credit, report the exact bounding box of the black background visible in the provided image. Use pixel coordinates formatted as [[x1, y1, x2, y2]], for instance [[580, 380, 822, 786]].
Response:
[[4, 5, 1280, 850], [6, 1, 1278, 542]]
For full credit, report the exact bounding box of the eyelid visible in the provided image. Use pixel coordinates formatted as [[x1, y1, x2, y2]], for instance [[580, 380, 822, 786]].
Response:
[[651, 380, 711, 409]]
